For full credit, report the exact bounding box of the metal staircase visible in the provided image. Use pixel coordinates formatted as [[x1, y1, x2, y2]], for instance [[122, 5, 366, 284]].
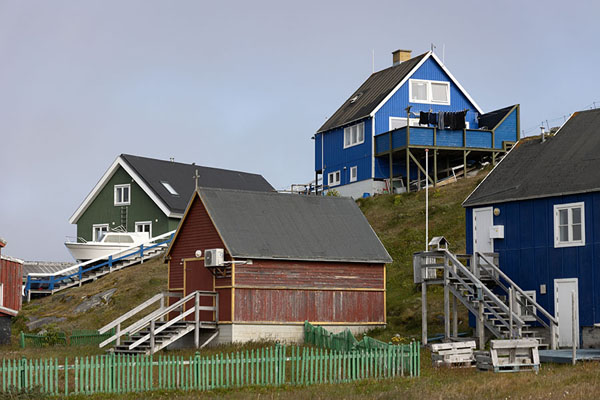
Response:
[[25, 230, 175, 300], [98, 291, 219, 355], [414, 248, 558, 349]]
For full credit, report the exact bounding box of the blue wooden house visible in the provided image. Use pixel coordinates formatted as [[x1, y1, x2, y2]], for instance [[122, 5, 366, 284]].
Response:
[[315, 49, 520, 197], [463, 109, 600, 347]]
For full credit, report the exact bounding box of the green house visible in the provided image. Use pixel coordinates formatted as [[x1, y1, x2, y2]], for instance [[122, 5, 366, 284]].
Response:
[[69, 154, 274, 243]]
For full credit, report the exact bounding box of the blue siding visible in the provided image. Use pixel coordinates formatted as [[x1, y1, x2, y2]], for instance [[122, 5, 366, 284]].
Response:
[[315, 133, 322, 171], [436, 130, 463, 147], [320, 118, 372, 186], [374, 57, 480, 135], [466, 130, 492, 148], [494, 107, 518, 148], [466, 192, 600, 328]]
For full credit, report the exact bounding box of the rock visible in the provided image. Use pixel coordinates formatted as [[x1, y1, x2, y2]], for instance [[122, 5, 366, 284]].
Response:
[[26, 316, 66, 331], [73, 288, 117, 314]]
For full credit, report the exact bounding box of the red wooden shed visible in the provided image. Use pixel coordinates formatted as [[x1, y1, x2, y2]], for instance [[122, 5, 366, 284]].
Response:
[[0, 238, 23, 344], [165, 188, 392, 344]]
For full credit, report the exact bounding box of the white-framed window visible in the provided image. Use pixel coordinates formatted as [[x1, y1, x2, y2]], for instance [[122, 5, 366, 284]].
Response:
[[114, 184, 131, 206], [135, 221, 152, 237], [409, 79, 450, 105], [328, 170, 341, 187], [343, 122, 365, 148], [554, 202, 585, 248], [390, 116, 469, 130], [350, 166, 358, 182], [513, 290, 537, 322], [92, 224, 109, 242], [161, 181, 179, 196]]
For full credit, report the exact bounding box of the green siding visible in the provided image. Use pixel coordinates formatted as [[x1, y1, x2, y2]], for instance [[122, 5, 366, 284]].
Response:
[[76, 167, 176, 241]]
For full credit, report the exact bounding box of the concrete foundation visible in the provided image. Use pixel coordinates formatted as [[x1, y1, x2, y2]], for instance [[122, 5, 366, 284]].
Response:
[[582, 326, 600, 349], [0, 317, 11, 345]]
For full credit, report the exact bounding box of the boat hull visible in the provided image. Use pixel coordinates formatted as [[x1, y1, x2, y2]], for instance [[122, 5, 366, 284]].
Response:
[[64, 242, 131, 262]]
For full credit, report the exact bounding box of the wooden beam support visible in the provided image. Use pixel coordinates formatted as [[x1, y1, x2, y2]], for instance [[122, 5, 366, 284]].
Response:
[[389, 132, 393, 192], [408, 150, 434, 185], [452, 295, 458, 338], [405, 106, 411, 192]]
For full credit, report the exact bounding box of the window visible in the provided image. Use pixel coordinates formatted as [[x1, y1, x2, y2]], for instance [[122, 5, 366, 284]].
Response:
[[389, 117, 425, 130], [161, 182, 179, 196], [409, 79, 450, 105], [554, 202, 585, 248], [93, 224, 109, 241], [328, 170, 340, 187], [350, 166, 358, 182], [114, 184, 131, 206], [135, 221, 152, 238], [343, 122, 365, 148], [513, 290, 537, 322]]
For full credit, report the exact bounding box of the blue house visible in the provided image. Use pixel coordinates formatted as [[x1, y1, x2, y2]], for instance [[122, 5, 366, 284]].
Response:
[[315, 49, 520, 197], [463, 109, 600, 348]]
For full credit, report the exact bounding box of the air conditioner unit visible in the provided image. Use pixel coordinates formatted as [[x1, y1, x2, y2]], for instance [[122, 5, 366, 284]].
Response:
[[205, 248, 224, 267]]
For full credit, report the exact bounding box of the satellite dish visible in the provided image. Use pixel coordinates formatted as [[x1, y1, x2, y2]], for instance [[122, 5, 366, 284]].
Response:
[[195, 250, 202, 258]]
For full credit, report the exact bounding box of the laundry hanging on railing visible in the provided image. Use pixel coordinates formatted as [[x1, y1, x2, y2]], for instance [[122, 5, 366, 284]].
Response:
[[419, 111, 467, 130]]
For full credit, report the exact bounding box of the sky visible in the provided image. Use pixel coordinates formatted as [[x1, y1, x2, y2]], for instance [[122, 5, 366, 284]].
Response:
[[1, 0, 599, 262]]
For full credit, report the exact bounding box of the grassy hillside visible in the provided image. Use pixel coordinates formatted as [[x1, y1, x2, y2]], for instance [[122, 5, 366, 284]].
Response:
[[357, 170, 488, 341]]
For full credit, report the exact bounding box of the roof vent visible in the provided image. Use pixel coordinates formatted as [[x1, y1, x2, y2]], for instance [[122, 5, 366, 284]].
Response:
[[392, 49, 412, 66], [349, 92, 363, 104]]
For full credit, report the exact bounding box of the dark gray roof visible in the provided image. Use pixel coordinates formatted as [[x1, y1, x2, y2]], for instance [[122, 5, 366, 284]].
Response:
[[478, 105, 516, 130], [198, 188, 392, 263], [317, 53, 428, 133], [464, 109, 600, 207], [121, 154, 275, 215]]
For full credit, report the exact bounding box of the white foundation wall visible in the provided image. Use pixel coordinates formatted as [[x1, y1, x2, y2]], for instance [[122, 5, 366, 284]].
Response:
[[327, 179, 387, 199], [216, 324, 385, 345]]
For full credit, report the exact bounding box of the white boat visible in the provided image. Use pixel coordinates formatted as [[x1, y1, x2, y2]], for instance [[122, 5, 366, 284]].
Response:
[[65, 232, 150, 262]]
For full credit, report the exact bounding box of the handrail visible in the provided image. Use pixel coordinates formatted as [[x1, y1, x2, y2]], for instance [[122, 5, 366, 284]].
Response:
[[441, 250, 526, 328], [476, 252, 558, 325], [29, 230, 175, 278], [98, 292, 165, 334]]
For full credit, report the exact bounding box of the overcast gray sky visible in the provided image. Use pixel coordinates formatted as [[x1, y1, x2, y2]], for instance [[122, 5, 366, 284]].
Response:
[[2, 0, 599, 261]]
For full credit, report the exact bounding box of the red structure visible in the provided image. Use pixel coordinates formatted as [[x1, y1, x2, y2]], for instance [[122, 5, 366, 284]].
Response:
[[166, 188, 391, 344], [0, 239, 23, 317]]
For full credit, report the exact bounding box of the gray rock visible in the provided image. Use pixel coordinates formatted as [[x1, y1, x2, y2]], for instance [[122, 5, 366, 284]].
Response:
[[26, 316, 66, 331], [73, 288, 117, 314]]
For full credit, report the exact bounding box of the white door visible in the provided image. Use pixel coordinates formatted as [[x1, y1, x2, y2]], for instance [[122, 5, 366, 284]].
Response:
[[473, 207, 494, 255], [555, 278, 579, 347]]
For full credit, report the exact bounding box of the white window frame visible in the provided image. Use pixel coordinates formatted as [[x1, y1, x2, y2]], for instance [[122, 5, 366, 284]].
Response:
[[328, 170, 341, 187], [409, 79, 450, 105], [114, 184, 131, 206], [389, 117, 425, 130], [350, 166, 358, 182], [135, 221, 152, 237], [92, 224, 109, 241], [554, 202, 585, 248], [161, 181, 179, 196], [343, 122, 365, 149], [513, 290, 537, 322]]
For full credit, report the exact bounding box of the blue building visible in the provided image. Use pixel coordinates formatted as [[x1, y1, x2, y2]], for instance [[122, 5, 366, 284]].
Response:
[[315, 49, 520, 198], [463, 109, 600, 347]]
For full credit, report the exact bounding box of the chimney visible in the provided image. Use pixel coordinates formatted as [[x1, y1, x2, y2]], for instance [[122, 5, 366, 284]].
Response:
[[392, 49, 412, 65]]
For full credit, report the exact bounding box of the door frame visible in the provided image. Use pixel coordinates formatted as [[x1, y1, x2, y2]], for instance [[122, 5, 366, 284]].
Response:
[[554, 277, 579, 348], [472, 206, 494, 254]]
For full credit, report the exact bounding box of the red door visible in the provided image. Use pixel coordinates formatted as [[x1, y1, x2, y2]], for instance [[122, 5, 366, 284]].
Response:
[[184, 259, 215, 322]]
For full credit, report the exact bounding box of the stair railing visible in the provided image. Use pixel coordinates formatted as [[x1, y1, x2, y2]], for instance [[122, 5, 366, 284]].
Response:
[[25, 230, 175, 298], [98, 290, 218, 354], [475, 252, 558, 349]]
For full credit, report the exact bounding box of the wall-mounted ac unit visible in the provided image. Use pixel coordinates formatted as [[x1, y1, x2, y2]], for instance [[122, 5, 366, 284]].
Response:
[[205, 248, 224, 267]]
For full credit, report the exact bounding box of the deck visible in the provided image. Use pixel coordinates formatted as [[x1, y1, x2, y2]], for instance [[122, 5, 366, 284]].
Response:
[[539, 349, 600, 364]]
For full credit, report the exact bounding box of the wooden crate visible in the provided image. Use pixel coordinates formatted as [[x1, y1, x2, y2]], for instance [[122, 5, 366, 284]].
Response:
[[476, 339, 540, 373], [430, 340, 476, 367]]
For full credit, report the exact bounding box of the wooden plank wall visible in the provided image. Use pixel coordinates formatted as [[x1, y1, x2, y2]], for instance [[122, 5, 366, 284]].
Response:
[[0, 258, 23, 314]]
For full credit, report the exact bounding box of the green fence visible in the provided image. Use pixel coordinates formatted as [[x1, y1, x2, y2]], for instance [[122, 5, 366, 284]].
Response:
[[20, 329, 116, 348], [304, 321, 391, 352], [0, 344, 419, 396]]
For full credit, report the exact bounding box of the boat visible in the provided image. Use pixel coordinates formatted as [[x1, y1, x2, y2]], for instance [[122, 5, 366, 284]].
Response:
[[65, 232, 150, 262]]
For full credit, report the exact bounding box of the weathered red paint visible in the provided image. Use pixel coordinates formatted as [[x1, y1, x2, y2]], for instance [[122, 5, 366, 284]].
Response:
[[0, 257, 23, 315]]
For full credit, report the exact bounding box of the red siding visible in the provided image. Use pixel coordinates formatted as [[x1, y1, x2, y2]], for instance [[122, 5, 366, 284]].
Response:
[[234, 260, 385, 323], [0, 258, 23, 315], [168, 195, 226, 290]]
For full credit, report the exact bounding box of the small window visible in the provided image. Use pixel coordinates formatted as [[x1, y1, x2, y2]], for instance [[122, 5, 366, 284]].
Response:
[[161, 182, 179, 196], [92, 224, 109, 241], [514, 290, 537, 322], [103, 234, 134, 244], [350, 166, 358, 182], [389, 117, 426, 130], [554, 202, 585, 248], [114, 184, 131, 206], [328, 170, 340, 187], [135, 221, 152, 237], [343, 123, 365, 148], [409, 79, 450, 105]]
